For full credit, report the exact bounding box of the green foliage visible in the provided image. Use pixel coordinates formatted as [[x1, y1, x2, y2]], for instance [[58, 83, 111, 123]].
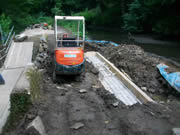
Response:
[[3, 93, 31, 132], [122, 0, 150, 32], [74, 8, 99, 24], [58, 20, 84, 37], [123, 13, 142, 32], [145, 0, 176, 6], [14, 14, 53, 32], [0, 0, 179, 36], [0, 14, 12, 34], [152, 16, 180, 35], [51, 0, 63, 15], [122, 0, 180, 35]]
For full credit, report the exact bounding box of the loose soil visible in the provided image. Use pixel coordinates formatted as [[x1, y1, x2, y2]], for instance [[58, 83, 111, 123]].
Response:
[[3, 33, 180, 135]]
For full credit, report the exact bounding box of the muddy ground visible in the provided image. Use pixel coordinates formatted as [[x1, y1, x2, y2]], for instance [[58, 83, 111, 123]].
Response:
[[4, 34, 180, 135]]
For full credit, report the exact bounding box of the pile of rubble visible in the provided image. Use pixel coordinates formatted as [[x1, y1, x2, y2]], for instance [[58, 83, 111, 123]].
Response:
[[33, 36, 50, 69], [26, 23, 52, 30]]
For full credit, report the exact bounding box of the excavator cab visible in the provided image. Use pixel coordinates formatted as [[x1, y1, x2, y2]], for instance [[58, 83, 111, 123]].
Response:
[[53, 16, 85, 80]]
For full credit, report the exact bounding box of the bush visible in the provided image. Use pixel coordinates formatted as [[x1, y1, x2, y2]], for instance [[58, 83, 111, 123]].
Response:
[[2, 93, 31, 133], [152, 16, 180, 35], [0, 13, 12, 34], [122, 0, 150, 32], [14, 13, 54, 32], [74, 8, 99, 24]]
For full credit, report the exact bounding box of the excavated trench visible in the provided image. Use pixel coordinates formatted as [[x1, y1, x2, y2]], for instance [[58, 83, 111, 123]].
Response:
[[8, 34, 180, 135]]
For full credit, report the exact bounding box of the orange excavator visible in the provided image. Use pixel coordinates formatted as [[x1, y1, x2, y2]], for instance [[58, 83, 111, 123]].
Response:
[[53, 16, 85, 81]]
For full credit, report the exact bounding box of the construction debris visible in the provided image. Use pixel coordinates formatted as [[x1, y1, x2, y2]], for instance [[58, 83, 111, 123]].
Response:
[[34, 36, 49, 69], [79, 89, 87, 93], [27, 116, 47, 135], [112, 101, 119, 107], [70, 122, 85, 130], [172, 128, 180, 135]]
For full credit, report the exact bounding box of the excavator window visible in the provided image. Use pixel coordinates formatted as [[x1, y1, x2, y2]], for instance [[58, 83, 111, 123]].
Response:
[[57, 37, 79, 47]]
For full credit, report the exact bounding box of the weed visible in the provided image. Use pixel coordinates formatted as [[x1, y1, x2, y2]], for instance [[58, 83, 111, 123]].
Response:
[[26, 68, 42, 103]]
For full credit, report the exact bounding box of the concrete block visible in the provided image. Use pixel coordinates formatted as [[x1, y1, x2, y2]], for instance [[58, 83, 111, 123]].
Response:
[[172, 128, 180, 135], [27, 116, 47, 135]]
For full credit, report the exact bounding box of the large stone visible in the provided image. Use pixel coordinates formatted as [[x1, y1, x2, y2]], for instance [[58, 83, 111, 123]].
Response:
[[36, 57, 44, 63], [40, 36, 47, 43], [172, 128, 180, 135], [79, 89, 87, 93], [42, 44, 48, 50], [141, 87, 147, 91], [39, 46, 44, 53], [33, 24, 41, 29], [70, 122, 84, 130], [27, 116, 47, 135], [48, 25, 52, 30], [34, 61, 41, 68]]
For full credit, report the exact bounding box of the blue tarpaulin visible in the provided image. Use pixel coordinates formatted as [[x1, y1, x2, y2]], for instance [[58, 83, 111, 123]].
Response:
[[157, 64, 180, 93], [85, 40, 119, 46], [0, 74, 5, 84]]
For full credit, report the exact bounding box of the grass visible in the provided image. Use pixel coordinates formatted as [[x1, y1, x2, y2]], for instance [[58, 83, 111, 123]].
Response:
[[26, 68, 42, 103]]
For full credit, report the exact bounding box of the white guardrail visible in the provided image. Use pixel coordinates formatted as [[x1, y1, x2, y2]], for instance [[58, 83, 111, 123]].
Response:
[[0, 26, 15, 67]]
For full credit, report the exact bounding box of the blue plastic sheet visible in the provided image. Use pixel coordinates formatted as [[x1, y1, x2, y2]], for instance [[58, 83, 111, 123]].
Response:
[[0, 74, 5, 84], [157, 64, 180, 93], [85, 40, 119, 46]]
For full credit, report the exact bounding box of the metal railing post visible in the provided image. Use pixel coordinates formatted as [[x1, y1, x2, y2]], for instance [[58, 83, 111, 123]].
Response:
[[0, 25, 15, 68], [0, 25, 4, 46]]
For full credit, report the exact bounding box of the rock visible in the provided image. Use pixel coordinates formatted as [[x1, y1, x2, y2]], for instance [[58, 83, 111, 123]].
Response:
[[40, 36, 47, 43], [148, 88, 156, 93], [91, 67, 99, 75], [36, 57, 44, 63], [33, 24, 41, 29], [112, 101, 119, 107], [64, 84, 72, 88], [42, 44, 48, 50], [172, 128, 180, 135], [159, 101, 165, 104], [48, 25, 52, 30], [42, 27, 48, 30], [56, 86, 64, 90], [79, 89, 87, 93], [39, 46, 44, 53], [70, 122, 84, 130], [27, 116, 47, 135], [38, 69, 46, 74], [141, 87, 147, 91], [92, 85, 100, 89], [104, 121, 109, 124], [27, 114, 36, 120], [14, 34, 28, 42], [34, 61, 41, 68]]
